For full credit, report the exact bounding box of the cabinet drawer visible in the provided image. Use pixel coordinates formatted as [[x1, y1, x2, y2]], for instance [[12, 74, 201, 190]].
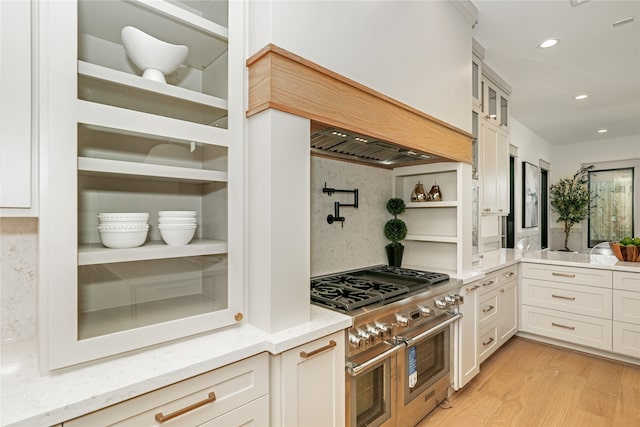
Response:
[[478, 292, 499, 326], [613, 289, 640, 324], [200, 395, 269, 427], [65, 353, 269, 426], [522, 279, 612, 319], [478, 324, 498, 362], [521, 305, 612, 351], [478, 273, 499, 296], [521, 263, 612, 288], [613, 271, 640, 292], [479, 265, 519, 297], [613, 320, 640, 359]]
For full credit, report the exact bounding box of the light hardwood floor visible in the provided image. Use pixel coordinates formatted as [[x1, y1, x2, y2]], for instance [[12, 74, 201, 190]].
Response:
[[417, 337, 640, 427]]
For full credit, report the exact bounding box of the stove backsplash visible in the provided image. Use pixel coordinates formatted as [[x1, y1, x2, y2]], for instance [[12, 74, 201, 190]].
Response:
[[311, 156, 392, 276]]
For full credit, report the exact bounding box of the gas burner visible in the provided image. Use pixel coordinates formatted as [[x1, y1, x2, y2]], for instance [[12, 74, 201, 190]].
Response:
[[368, 265, 450, 284], [311, 283, 381, 312]]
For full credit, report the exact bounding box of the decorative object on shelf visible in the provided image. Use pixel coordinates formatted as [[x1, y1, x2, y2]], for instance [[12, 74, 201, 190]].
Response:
[[322, 183, 358, 227], [609, 237, 640, 262], [549, 164, 594, 251], [121, 26, 189, 84], [427, 183, 442, 201], [411, 181, 427, 202], [522, 162, 539, 228], [384, 198, 407, 267], [97, 212, 149, 248], [158, 211, 197, 245]]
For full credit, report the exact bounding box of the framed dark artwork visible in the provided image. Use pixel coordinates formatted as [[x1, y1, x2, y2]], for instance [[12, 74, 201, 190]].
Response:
[[522, 162, 539, 228]]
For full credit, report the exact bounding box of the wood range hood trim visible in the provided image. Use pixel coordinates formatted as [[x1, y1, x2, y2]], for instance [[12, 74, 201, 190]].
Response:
[[246, 44, 472, 165]]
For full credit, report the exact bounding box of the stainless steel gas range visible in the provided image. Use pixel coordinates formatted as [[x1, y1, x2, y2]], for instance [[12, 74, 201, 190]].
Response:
[[311, 265, 463, 427]]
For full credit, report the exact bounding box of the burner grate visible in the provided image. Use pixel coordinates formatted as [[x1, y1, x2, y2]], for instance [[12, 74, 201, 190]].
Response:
[[310, 276, 409, 311], [368, 265, 450, 284]]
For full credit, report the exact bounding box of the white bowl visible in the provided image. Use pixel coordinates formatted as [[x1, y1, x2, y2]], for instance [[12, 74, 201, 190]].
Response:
[[158, 210, 197, 217], [98, 224, 150, 231], [99, 218, 149, 225], [158, 224, 197, 230], [159, 226, 196, 246], [121, 26, 189, 84], [158, 217, 198, 225], [98, 212, 149, 221], [98, 229, 148, 249]]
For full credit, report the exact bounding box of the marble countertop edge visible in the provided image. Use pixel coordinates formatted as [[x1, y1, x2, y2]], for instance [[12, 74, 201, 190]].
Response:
[[1, 306, 351, 427]]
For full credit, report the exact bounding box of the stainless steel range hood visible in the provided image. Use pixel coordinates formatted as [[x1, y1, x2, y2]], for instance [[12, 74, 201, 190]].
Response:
[[310, 125, 445, 168]]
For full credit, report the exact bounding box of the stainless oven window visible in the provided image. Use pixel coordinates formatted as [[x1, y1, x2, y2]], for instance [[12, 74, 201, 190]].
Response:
[[351, 358, 392, 427], [403, 328, 450, 404]]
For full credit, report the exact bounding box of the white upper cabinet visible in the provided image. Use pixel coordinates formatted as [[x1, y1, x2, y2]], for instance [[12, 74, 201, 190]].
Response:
[[39, 0, 244, 370], [479, 120, 509, 215], [0, 0, 36, 215]]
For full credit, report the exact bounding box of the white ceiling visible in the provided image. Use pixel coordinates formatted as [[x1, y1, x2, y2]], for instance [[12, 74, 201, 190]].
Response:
[[472, 0, 640, 145]]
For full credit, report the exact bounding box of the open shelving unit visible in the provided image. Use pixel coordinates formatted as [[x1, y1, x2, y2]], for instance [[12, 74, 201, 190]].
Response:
[[40, 0, 244, 370], [392, 162, 473, 276]]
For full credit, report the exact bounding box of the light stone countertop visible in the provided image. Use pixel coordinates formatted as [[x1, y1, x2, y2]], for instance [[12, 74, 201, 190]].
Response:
[[1, 305, 351, 427]]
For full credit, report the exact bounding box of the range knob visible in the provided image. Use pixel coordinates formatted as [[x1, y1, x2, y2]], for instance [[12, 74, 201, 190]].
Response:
[[395, 313, 410, 327], [420, 306, 435, 317], [349, 332, 364, 349], [375, 322, 393, 338], [367, 324, 384, 340], [358, 328, 375, 346], [434, 297, 449, 309], [445, 294, 463, 307]]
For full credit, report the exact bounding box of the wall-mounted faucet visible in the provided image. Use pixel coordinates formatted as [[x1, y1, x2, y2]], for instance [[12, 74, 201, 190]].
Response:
[[323, 183, 359, 227]]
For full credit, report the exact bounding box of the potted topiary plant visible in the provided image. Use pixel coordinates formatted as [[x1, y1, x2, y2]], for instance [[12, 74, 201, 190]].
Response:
[[384, 197, 407, 267], [549, 164, 594, 252]]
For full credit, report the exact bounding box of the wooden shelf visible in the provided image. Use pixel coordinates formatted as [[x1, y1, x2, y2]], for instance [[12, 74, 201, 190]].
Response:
[[78, 239, 228, 265], [78, 157, 228, 183]]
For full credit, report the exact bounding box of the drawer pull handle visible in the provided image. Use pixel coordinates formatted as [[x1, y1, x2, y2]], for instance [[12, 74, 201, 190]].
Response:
[[552, 294, 576, 301], [155, 392, 216, 423], [482, 337, 495, 346], [300, 340, 337, 358], [504, 272, 515, 277], [482, 305, 495, 313], [552, 272, 576, 278], [465, 284, 480, 292], [482, 280, 495, 287], [551, 322, 575, 331]]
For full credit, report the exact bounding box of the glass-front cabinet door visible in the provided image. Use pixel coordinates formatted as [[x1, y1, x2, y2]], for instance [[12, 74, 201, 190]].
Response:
[[39, 0, 244, 370]]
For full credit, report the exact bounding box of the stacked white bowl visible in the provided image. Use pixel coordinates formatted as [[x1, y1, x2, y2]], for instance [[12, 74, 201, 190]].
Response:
[[97, 213, 149, 249], [158, 211, 197, 246]]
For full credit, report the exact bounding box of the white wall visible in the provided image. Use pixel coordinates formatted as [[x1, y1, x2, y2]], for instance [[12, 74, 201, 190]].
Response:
[[509, 117, 553, 249], [248, 0, 474, 133]]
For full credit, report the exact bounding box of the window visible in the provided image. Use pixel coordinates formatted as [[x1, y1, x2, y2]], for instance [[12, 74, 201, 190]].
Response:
[[588, 167, 634, 247]]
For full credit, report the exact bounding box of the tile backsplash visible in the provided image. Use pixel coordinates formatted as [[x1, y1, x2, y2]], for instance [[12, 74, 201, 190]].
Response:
[[1, 217, 38, 342], [311, 157, 393, 276]]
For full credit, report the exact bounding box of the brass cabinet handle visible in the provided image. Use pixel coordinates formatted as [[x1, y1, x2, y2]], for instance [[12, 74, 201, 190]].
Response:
[[155, 392, 216, 423], [504, 272, 515, 278], [482, 337, 495, 346], [482, 280, 495, 287], [465, 284, 480, 292], [552, 294, 576, 301], [300, 340, 336, 358], [482, 305, 495, 313], [483, 208, 491, 212], [552, 272, 576, 278], [551, 322, 575, 331]]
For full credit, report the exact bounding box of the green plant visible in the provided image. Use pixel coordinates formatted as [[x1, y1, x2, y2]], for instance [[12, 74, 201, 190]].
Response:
[[549, 164, 594, 251], [384, 198, 407, 247]]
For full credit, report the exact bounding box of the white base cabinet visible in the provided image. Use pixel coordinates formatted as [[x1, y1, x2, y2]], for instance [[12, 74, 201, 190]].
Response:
[[613, 271, 640, 358], [454, 264, 518, 389], [521, 263, 614, 352], [271, 331, 346, 427], [64, 353, 269, 426]]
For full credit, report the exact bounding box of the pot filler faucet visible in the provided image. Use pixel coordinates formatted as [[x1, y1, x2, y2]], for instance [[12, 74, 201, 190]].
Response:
[[322, 182, 359, 227]]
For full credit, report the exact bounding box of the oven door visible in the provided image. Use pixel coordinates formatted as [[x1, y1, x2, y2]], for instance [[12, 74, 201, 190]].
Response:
[[396, 313, 461, 427], [345, 343, 401, 427]]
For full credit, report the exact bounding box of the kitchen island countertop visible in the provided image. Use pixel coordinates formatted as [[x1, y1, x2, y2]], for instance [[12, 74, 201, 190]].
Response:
[[1, 305, 351, 427]]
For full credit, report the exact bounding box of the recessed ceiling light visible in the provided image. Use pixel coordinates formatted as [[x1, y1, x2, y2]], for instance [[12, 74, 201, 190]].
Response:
[[575, 94, 588, 100], [613, 17, 634, 27], [539, 39, 559, 48], [570, 0, 590, 7], [597, 129, 608, 133]]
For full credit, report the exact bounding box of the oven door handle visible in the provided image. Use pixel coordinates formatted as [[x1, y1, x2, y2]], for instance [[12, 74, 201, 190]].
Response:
[[346, 344, 403, 377], [403, 313, 462, 346]]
